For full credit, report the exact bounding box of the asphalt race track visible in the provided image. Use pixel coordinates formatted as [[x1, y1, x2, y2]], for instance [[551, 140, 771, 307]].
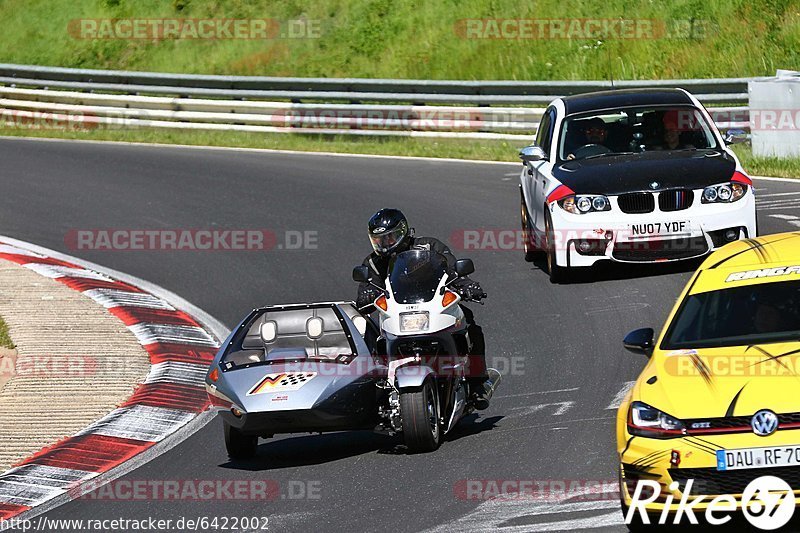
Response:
[[3, 137, 800, 532]]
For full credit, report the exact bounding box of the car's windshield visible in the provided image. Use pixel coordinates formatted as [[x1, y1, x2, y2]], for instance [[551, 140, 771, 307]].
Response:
[[388, 249, 449, 304], [559, 105, 719, 161], [662, 279, 800, 349]]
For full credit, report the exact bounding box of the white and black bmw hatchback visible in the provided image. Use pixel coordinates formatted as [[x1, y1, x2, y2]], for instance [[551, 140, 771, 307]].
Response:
[[518, 88, 756, 283]]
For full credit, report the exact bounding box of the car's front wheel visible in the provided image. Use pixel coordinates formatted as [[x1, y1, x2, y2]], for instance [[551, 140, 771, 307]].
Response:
[[224, 421, 258, 460], [544, 212, 567, 284]]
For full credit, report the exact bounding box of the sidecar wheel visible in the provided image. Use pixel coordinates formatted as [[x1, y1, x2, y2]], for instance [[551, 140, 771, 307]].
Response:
[[400, 379, 441, 453], [224, 421, 258, 459]]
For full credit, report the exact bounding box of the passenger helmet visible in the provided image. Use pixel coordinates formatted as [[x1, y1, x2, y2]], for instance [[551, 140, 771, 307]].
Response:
[[368, 208, 410, 256]]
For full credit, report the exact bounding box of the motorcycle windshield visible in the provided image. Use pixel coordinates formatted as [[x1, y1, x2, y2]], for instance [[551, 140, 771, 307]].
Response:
[[388, 249, 449, 304]]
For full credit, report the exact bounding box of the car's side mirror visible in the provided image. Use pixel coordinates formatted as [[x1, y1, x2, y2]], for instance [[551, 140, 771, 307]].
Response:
[[519, 145, 547, 163], [724, 128, 748, 145], [352, 265, 370, 283], [455, 258, 475, 277], [624, 328, 655, 357]]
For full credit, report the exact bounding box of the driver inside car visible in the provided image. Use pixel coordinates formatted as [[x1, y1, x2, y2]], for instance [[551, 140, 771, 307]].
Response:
[[566, 118, 610, 160], [356, 208, 493, 409]]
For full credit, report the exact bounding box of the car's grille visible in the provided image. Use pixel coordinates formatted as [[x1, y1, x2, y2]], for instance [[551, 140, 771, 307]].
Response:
[[612, 236, 708, 262], [658, 189, 694, 212], [617, 192, 655, 214], [670, 466, 800, 496], [685, 412, 800, 435]]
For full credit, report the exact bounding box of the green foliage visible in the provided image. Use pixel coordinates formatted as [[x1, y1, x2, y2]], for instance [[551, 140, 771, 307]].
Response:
[[0, 0, 796, 79]]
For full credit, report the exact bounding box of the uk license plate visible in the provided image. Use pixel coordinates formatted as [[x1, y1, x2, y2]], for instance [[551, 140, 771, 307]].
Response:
[[628, 221, 690, 238]]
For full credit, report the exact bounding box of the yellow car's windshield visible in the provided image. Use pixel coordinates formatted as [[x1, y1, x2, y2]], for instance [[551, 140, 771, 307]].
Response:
[[662, 279, 800, 349]]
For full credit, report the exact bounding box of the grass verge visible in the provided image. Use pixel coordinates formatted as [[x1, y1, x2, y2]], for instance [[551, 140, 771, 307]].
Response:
[[1, 126, 798, 178], [0, 316, 15, 350], [1, 0, 798, 80]]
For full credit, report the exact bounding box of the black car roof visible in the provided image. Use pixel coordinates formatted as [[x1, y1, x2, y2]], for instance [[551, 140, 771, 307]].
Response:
[[561, 88, 695, 115]]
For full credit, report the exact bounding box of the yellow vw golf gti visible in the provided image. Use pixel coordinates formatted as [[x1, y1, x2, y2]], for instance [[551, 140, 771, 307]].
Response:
[[617, 232, 800, 528]]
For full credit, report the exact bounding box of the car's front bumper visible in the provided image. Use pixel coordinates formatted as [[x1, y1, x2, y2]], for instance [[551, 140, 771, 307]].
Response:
[[550, 190, 757, 268], [619, 428, 800, 513]]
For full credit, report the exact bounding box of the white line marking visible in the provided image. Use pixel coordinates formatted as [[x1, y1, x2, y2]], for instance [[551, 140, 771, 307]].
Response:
[[128, 323, 219, 347], [606, 381, 636, 410], [496, 388, 579, 399], [0, 135, 522, 167], [145, 361, 209, 386], [0, 465, 98, 507], [769, 214, 800, 220], [758, 191, 800, 198], [76, 405, 197, 442], [423, 492, 622, 532], [83, 289, 175, 310], [510, 401, 575, 417], [24, 263, 113, 281], [0, 244, 46, 258]]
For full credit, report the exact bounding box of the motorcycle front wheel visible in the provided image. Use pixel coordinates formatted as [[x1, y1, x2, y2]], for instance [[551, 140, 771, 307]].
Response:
[[400, 379, 442, 453]]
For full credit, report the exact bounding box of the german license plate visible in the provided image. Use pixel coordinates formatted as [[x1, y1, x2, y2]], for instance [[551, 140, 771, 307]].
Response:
[[716, 446, 800, 471]]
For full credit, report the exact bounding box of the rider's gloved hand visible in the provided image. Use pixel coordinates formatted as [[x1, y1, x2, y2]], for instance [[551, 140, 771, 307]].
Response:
[[457, 282, 486, 302], [357, 286, 381, 309]]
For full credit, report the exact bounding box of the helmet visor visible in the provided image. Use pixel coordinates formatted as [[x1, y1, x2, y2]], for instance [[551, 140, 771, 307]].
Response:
[[369, 225, 406, 253]]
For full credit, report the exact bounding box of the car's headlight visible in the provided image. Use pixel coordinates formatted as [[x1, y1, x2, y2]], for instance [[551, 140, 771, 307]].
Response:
[[400, 312, 429, 332], [559, 195, 611, 214], [702, 182, 747, 204], [628, 401, 685, 439]]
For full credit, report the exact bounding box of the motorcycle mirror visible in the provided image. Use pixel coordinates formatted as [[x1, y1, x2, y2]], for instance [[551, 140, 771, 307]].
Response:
[[455, 258, 475, 277], [352, 265, 371, 283]]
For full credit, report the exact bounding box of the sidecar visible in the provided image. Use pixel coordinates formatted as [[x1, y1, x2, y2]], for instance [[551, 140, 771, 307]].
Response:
[[205, 302, 388, 458]]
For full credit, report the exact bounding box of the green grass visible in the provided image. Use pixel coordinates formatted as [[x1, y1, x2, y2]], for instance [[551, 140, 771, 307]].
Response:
[[2, 126, 798, 179], [0, 316, 15, 350], [0, 0, 798, 80], [732, 144, 800, 179]]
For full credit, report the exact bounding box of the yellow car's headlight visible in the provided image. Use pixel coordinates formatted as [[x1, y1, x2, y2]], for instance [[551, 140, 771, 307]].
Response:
[[628, 401, 685, 439]]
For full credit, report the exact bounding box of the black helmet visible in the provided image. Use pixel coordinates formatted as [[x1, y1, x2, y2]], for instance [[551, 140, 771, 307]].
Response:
[[368, 208, 411, 256]]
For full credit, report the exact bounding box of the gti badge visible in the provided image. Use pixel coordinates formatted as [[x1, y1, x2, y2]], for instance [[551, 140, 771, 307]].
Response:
[[649, 182, 660, 190], [751, 410, 779, 436]]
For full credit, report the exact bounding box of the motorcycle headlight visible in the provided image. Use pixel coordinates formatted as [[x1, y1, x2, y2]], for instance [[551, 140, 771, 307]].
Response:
[[702, 182, 747, 204], [558, 195, 611, 214], [400, 312, 429, 332], [628, 401, 685, 439]]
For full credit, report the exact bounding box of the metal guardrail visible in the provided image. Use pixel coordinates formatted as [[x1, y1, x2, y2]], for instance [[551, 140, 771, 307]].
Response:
[[0, 63, 756, 139]]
